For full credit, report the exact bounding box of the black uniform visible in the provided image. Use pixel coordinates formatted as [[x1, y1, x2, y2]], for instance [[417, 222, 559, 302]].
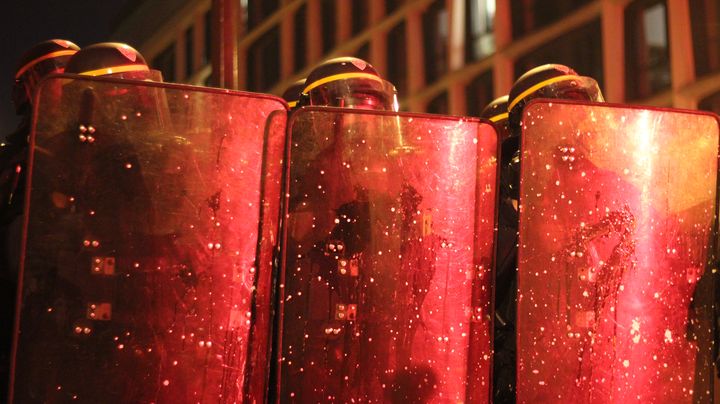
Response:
[[0, 115, 30, 400], [493, 142, 519, 404]]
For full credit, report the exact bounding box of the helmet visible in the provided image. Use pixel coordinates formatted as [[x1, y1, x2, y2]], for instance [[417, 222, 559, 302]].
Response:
[[65, 42, 160, 81], [64, 43, 167, 131], [481, 95, 517, 172], [508, 64, 604, 136], [282, 78, 306, 110], [480, 95, 510, 142], [12, 39, 80, 115], [301, 57, 398, 111]]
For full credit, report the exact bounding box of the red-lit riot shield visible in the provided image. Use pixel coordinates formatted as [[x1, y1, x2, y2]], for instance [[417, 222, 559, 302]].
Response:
[[276, 107, 497, 403], [517, 100, 720, 403], [9, 75, 287, 403]]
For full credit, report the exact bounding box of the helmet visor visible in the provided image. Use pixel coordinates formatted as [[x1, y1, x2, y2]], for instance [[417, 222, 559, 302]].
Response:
[[529, 75, 604, 105], [508, 75, 604, 135], [305, 77, 399, 111]]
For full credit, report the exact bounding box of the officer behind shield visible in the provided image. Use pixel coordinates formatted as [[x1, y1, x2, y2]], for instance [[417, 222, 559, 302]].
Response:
[[480, 94, 519, 404], [282, 57, 398, 402], [1, 38, 80, 303], [12, 42, 165, 403], [490, 64, 604, 403], [283, 57, 443, 402], [0, 38, 80, 401]]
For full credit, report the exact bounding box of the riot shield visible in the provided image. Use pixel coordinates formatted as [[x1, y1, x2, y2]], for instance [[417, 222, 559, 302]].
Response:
[[10, 75, 287, 403], [516, 100, 720, 403], [276, 107, 497, 403]]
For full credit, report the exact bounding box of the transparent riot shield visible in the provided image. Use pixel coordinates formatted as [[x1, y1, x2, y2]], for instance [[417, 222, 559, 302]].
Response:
[[9, 75, 287, 403], [276, 107, 497, 403], [516, 100, 720, 403]]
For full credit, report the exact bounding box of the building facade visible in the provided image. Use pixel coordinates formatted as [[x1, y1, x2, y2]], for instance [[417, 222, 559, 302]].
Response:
[[112, 0, 720, 116]]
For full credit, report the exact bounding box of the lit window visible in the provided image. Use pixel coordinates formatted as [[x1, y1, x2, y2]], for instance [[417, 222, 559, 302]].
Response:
[[624, 0, 670, 100], [466, 0, 495, 61]]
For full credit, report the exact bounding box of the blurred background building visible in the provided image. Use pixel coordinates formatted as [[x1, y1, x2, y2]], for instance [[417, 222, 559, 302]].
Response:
[[111, 0, 720, 116]]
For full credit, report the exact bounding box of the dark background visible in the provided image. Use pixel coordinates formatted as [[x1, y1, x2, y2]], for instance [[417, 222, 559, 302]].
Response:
[[0, 1, 132, 136]]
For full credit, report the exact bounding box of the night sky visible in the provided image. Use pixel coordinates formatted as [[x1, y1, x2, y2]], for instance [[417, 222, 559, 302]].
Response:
[[0, 0, 131, 136]]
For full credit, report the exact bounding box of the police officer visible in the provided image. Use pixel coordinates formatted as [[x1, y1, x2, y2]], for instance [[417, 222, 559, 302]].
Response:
[[481, 94, 519, 404], [492, 64, 604, 403], [0, 38, 80, 401], [11, 42, 164, 403], [1, 38, 80, 291], [282, 57, 443, 402]]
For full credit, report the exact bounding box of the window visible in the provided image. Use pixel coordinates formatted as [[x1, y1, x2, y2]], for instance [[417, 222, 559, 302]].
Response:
[[387, 22, 408, 97], [699, 91, 720, 116], [247, 26, 280, 92], [510, 0, 592, 39], [203, 11, 212, 66], [185, 26, 194, 78], [355, 42, 370, 61], [466, 0, 495, 62], [386, 0, 406, 14], [352, 0, 369, 35], [427, 92, 449, 114], [321, 0, 336, 54], [240, 0, 249, 28], [691, 0, 720, 77], [248, 0, 279, 30], [423, 0, 448, 84], [152, 43, 176, 82], [294, 5, 307, 72], [625, 0, 670, 100], [465, 71, 494, 117], [514, 19, 603, 90]]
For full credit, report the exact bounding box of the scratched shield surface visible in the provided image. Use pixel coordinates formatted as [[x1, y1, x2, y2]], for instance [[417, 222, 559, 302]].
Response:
[[276, 107, 497, 403], [11, 75, 287, 403], [516, 100, 719, 403]]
